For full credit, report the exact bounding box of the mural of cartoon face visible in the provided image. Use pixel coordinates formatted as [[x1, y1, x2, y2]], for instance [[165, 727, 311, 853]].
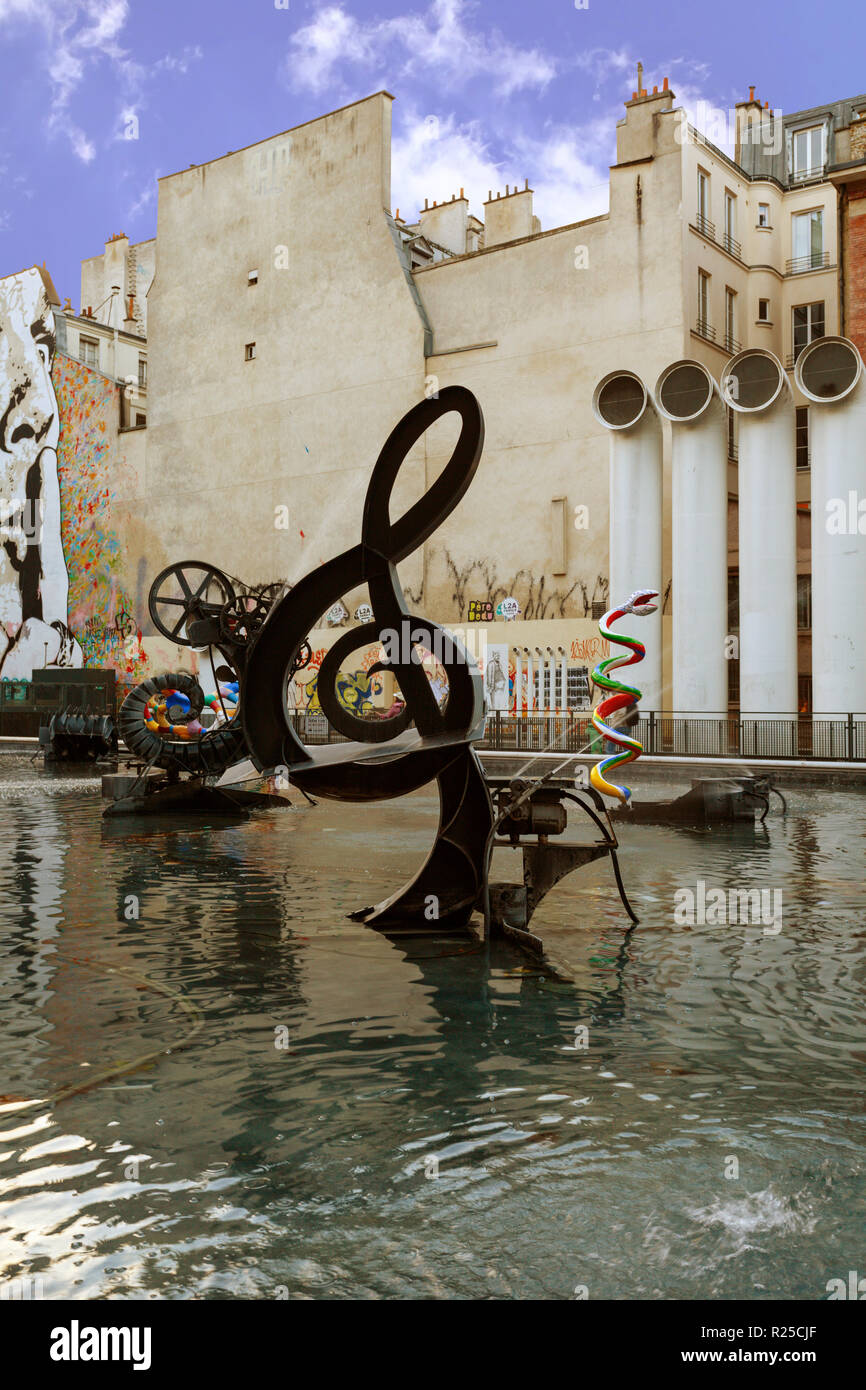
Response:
[[0, 267, 82, 676]]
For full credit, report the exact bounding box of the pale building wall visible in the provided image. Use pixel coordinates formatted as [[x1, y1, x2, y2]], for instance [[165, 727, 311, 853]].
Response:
[[140, 92, 428, 616], [80, 235, 155, 335], [417, 196, 469, 255], [61, 317, 146, 403]]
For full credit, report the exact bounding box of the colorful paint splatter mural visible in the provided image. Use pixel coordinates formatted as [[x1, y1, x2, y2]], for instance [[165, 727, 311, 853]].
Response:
[[0, 265, 145, 681], [53, 356, 145, 679]]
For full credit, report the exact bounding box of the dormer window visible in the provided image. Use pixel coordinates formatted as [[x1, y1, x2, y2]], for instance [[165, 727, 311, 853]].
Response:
[[790, 124, 826, 182]]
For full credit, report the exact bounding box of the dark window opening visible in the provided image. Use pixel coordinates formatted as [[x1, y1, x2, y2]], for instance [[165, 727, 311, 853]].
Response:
[[796, 406, 810, 470], [797, 574, 812, 630]]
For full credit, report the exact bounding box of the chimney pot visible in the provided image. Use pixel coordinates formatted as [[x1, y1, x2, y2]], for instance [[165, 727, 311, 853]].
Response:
[[663, 76, 668, 90], [749, 85, 755, 101], [632, 91, 637, 100], [764, 100, 769, 109], [460, 186, 464, 197], [653, 84, 658, 93]]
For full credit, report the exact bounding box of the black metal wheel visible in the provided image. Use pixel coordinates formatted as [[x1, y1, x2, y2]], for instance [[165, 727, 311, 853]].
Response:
[[148, 562, 236, 647], [292, 640, 313, 674], [219, 594, 270, 647], [257, 581, 290, 607]]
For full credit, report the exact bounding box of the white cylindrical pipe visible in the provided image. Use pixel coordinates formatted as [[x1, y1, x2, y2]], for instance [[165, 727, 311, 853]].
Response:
[[592, 370, 663, 711], [534, 648, 545, 711], [655, 360, 729, 720], [722, 349, 798, 715], [524, 651, 534, 713], [795, 337, 866, 716], [512, 649, 522, 715]]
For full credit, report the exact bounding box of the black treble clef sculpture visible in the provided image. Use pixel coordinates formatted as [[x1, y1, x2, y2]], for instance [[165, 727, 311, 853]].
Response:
[[242, 385, 496, 930]]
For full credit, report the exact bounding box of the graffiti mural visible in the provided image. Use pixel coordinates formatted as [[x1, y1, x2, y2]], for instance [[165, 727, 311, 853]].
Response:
[[304, 666, 380, 716], [0, 268, 81, 677], [296, 642, 387, 715], [0, 266, 145, 681]]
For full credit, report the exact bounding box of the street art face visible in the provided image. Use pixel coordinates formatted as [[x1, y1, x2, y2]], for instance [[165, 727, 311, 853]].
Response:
[[0, 268, 82, 676]]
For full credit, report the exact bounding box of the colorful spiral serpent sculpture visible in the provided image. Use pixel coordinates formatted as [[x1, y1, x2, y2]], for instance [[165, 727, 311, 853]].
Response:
[[590, 589, 659, 804]]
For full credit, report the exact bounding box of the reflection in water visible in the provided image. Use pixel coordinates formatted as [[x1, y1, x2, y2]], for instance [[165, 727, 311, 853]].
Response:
[[0, 759, 864, 1300]]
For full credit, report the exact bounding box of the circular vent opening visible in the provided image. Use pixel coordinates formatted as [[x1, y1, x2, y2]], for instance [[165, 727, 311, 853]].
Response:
[[596, 373, 645, 427], [659, 363, 711, 419], [799, 339, 860, 400], [726, 353, 782, 410]]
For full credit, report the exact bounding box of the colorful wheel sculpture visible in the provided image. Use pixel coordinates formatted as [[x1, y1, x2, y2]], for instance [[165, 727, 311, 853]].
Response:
[[120, 672, 245, 774]]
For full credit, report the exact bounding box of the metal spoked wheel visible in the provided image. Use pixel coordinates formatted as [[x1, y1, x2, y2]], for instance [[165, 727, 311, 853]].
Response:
[[148, 562, 236, 647], [257, 581, 290, 607], [219, 594, 270, 647]]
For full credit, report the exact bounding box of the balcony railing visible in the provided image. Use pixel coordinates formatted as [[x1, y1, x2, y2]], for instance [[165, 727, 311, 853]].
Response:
[[790, 164, 825, 184], [693, 213, 745, 262], [695, 213, 715, 240], [786, 251, 830, 275], [723, 332, 741, 355], [695, 317, 716, 342]]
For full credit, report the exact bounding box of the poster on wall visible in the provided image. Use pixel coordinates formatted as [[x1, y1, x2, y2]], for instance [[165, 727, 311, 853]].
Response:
[[484, 642, 510, 712]]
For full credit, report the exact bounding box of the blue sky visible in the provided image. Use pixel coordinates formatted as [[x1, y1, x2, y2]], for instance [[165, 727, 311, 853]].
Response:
[[1, 0, 863, 307]]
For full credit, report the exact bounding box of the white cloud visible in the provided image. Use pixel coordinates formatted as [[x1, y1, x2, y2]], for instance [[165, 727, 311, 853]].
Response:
[[286, 0, 556, 98], [1, 2, 200, 167], [153, 44, 204, 75], [125, 178, 156, 222], [73, 0, 127, 51], [511, 119, 614, 229], [391, 107, 615, 233], [391, 111, 501, 218], [287, 6, 377, 93], [0, 1, 132, 160], [0, 0, 43, 18], [69, 127, 96, 162]]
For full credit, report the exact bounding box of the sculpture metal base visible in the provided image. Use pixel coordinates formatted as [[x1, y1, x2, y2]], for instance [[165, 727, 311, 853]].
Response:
[[102, 771, 289, 818]]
